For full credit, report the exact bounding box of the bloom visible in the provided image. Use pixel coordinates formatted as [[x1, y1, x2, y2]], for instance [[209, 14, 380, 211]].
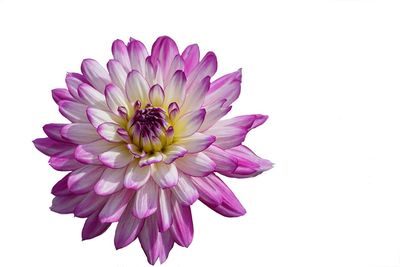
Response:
[[33, 36, 272, 264]]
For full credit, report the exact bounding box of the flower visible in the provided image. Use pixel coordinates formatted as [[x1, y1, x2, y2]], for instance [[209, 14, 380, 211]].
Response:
[[33, 36, 272, 264]]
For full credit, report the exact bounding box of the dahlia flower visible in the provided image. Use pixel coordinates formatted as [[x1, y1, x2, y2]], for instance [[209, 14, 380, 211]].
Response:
[[33, 36, 272, 264]]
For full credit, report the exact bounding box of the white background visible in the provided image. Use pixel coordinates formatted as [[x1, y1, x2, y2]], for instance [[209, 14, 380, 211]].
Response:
[[1, 0, 400, 266]]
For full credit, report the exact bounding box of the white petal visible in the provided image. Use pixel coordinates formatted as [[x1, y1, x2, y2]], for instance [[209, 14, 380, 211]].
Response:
[[151, 162, 178, 188], [124, 160, 151, 189]]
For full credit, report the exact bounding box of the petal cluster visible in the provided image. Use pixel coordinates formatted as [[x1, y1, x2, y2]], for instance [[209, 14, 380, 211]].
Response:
[[34, 36, 272, 264]]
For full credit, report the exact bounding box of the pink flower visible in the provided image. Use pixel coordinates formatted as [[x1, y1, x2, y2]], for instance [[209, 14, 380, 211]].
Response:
[[33, 36, 272, 264]]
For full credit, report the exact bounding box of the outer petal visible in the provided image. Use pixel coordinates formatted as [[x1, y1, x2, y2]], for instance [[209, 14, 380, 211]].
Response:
[[107, 59, 128, 90], [203, 145, 238, 173], [171, 172, 199, 205], [191, 176, 222, 207], [61, 123, 99, 144], [94, 166, 126, 196], [33, 138, 74, 157], [59, 100, 88, 123], [65, 72, 87, 99], [203, 126, 247, 149], [50, 194, 85, 214], [105, 83, 131, 115], [112, 39, 131, 71], [161, 145, 187, 164], [99, 145, 133, 169], [77, 83, 108, 109], [126, 70, 150, 105], [75, 139, 117, 165], [198, 99, 232, 132], [213, 114, 268, 131], [204, 69, 242, 107], [128, 38, 148, 74], [49, 155, 83, 171], [151, 162, 178, 188], [52, 89, 75, 104], [157, 189, 173, 232], [43, 123, 67, 142], [180, 76, 210, 113], [82, 210, 111, 240], [173, 109, 206, 138], [51, 175, 70, 196], [87, 107, 123, 128], [174, 132, 215, 153], [99, 189, 133, 223], [150, 36, 179, 78], [81, 59, 110, 93], [181, 44, 200, 75], [68, 165, 104, 194], [114, 202, 144, 249], [186, 52, 217, 92], [138, 215, 159, 265], [164, 70, 186, 107], [74, 191, 107, 218], [170, 199, 193, 247], [174, 152, 215, 177], [124, 160, 151, 189], [132, 180, 159, 218]]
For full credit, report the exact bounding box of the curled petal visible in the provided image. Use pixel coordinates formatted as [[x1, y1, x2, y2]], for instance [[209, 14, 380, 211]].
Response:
[[164, 70, 186, 107], [33, 138, 74, 157], [162, 145, 187, 164], [151, 36, 179, 77], [203, 126, 247, 149], [43, 123, 67, 142], [107, 59, 128, 90], [105, 83, 131, 115], [205, 69, 242, 107], [74, 191, 107, 218], [186, 52, 217, 92], [52, 89, 75, 104], [148, 84, 165, 107], [50, 194, 85, 214], [97, 122, 123, 142]]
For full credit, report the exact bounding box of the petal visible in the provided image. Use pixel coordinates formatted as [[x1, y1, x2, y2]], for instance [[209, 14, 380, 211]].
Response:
[[162, 145, 187, 164], [157, 231, 174, 264], [151, 162, 178, 188], [138, 152, 163, 167], [124, 160, 151, 189], [49, 156, 83, 171], [186, 52, 217, 92], [191, 176, 223, 207], [138, 215, 159, 265], [61, 123, 99, 144], [107, 59, 128, 90], [174, 152, 215, 177], [77, 83, 108, 109], [164, 55, 184, 85], [81, 59, 110, 93], [105, 83, 131, 115], [204, 69, 242, 107], [99, 189, 133, 223], [50, 194, 85, 214], [86, 107, 123, 128], [203, 126, 247, 149], [43, 123, 67, 142], [173, 109, 206, 138], [51, 175, 71, 196], [170, 199, 193, 247], [75, 140, 117, 164], [174, 132, 216, 153], [52, 88, 75, 104], [74, 191, 107, 218], [157, 189, 173, 232], [128, 38, 148, 73], [65, 72, 87, 99], [126, 70, 150, 104], [198, 99, 232, 132], [203, 145, 238, 173], [59, 100, 88, 123], [164, 70, 186, 107], [148, 84, 165, 107], [223, 145, 273, 178], [112, 39, 131, 71], [114, 203, 144, 249], [68, 165, 104, 194], [132, 180, 159, 219], [82, 211, 111, 240], [33, 138, 74, 156], [171, 172, 199, 205], [151, 36, 179, 77], [94, 166, 126, 195], [181, 44, 200, 75], [99, 145, 134, 169], [97, 122, 124, 142], [213, 114, 268, 131], [180, 76, 210, 113]]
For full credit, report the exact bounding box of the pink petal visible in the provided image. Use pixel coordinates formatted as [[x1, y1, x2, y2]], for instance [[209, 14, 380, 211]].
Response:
[[171, 172, 199, 205], [75, 140, 117, 165], [94, 166, 126, 196], [174, 152, 215, 177], [139, 152, 163, 167], [105, 83, 131, 115], [112, 39, 131, 71], [162, 145, 187, 164], [157, 231, 174, 264], [107, 59, 128, 90], [164, 55, 184, 85], [82, 210, 111, 240], [181, 44, 200, 75], [127, 38, 148, 74], [43, 123, 67, 142], [99, 189, 133, 223], [65, 72, 87, 99], [86, 107, 123, 128], [186, 52, 217, 92], [132, 180, 159, 219], [58, 100, 88, 123], [74, 191, 107, 218], [77, 83, 108, 109], [205, 69, 242, 107], [150, 36, 179, 78], [52, 88, 75, 104], [97, 122, 123, 142], [180, 76, 210, 113], [33, 138, 74, 157], [191, 176, 223, 207], [61, 123, 99, 144], [203, 145, 238, 173], [213, 114, 268, 131], [51, 175, 70, 196], [114, 203, 144, 249], [124, 160, 151, 189], [175, 133, 216, 153], [203, 126, 247, 149], [198, 99, 232, 132], [151, 162, 178, 188], [99, 144, 133, 169], [173, 109, 206, 138], [157, 189, 172, 232], [49, 156, 83, 171], [81, 59, 110, 93], [50, 194, 85, 214], [68, 165, 104, 194], [138, 215, 159, 265], [164, 70, 186, 107], [170, 199, 193, 247]]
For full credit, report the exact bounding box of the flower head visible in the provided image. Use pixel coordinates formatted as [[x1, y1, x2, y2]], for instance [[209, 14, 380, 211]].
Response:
[[33, 36, 272, 264]]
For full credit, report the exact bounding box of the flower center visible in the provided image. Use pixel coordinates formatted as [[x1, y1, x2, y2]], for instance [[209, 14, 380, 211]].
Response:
[[128, 103, 172, 153]]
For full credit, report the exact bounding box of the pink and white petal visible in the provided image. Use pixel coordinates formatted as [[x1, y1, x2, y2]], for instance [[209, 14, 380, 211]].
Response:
[[186, 52, 217, 92], [107, 59, 128, 90], [33, 138, 74, 157], [174, 152, 216, 177], [112, 39, 131, 71], [114, 203, 144, 249], [75, 139, 117, 165], [203, 126, 247, 149], [138, 215, 159, 265], [173, 109, 206, 138], [61, 123, 99, 144], [150, 36, 179, 77], [224, 145, 273, 178], [94, 166, 126, 196], [81, 59, 110, 93], [198, 100, 232, 132], [52, 89, 75, 104], [132, 180, 159, 219], [138, 152, 163, 167], [99, 189, 133, 223], [162, 145, 187, 164], [97, 122, 123, 142], [74, 191, 107, 218], [205, 69, 242, 107], [59, 100, 89, 123], [174, 133, 215, 153], [68, 165, 104, 194], [181, 44, 200, 75], [49, 156, 83, 171], [77, 83, 107, 109], [105, 84, 132, 115], [148, 84, 165, 107], [158, 231, 174, 264], [213, 114, 268, 131], [151, 162, 178, 188], [191, 176, 223, 207], [50, 194, 85, 214], [171, 172, 199, 205], [82, 211, 111, 240], [170, 199, 193, 247], [164, 70, 186, 107], [51, 175, 70, 196], [164, 55, 184, 85], [128, 38, 148, 73], [125, 70, 150, 104], [65, 72, 87, 100], [203, 145, 238, 173], [98, 144, 133, 168], [157, 189, 173, 232], [43, 123, 67, 142], [180, 76, 210, 113], [86, 107, 123, 128], [124, 160, 151, 189]]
